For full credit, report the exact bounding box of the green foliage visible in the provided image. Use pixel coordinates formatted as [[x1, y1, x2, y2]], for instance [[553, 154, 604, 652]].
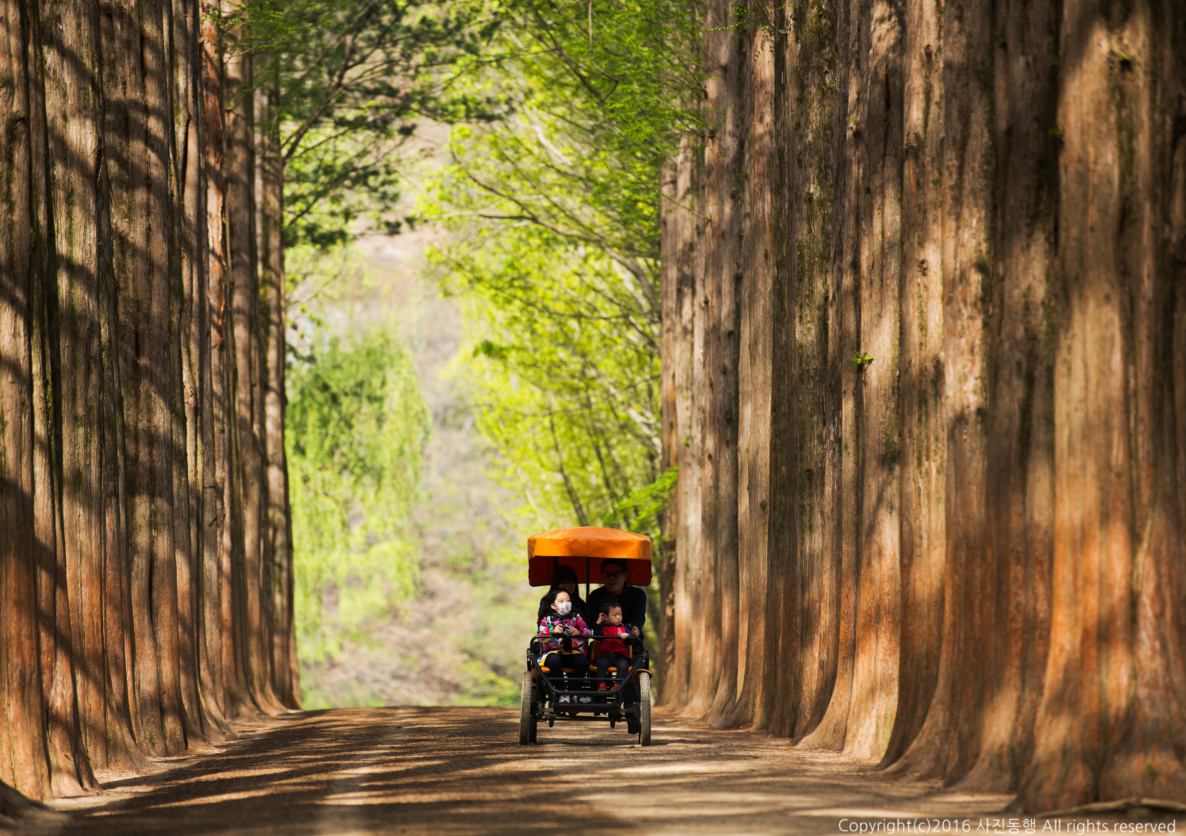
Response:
[[423, 0, 703, 541], [228, 0, 503, 250], [710, 2, 794, 34], [440, 226, 665, 539], [601, 466, 678, 546], [433, 0, 705, 265], [273, 0, 705, 704], [287, 329, 431, 666]]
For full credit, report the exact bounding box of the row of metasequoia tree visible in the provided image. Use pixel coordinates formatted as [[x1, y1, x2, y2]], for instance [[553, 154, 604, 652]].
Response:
[[0, 0, 297, 799], [658, 0, 1186, 814]]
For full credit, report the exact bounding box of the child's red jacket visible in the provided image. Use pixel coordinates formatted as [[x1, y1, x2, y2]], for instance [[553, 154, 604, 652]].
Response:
[[596, 624, 630, 657]]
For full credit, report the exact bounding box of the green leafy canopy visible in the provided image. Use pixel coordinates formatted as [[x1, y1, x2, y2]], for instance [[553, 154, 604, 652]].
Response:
[[424, 0, 704, 544], [287, 330, 431, 668]]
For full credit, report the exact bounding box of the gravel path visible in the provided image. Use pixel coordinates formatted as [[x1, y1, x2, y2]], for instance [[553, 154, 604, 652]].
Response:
[[32, 708, 1034, 835]]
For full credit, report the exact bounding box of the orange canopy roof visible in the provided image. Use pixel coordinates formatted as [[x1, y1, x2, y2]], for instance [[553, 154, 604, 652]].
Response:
[[528, 526, 652, 560], [527, 526, 652, 587]]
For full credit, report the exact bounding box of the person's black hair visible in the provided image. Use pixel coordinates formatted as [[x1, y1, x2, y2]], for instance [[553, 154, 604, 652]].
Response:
[[537, 580, 585, 622], [549, 565, 578, 590], [542, 587, 574, 612], [599, 596, 622, 616], [600, 558, 628, 575]]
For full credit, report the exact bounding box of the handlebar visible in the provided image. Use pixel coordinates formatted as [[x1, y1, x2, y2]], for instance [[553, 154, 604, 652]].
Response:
[[529, 633, 644, 645]]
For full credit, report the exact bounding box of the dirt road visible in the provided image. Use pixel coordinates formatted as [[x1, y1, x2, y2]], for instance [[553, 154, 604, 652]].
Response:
[[34, 708, 1040, 835]]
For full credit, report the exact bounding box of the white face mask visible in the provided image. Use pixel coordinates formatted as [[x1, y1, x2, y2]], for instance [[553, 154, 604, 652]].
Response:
[[556, 600, 572, 616]]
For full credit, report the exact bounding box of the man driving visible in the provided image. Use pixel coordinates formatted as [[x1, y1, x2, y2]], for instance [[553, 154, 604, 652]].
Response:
[[586, 558, 646, 637]]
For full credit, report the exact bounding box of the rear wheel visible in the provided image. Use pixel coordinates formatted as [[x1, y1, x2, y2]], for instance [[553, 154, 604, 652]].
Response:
[[638, 672, 652, 746], [519, 671, 537, 745]]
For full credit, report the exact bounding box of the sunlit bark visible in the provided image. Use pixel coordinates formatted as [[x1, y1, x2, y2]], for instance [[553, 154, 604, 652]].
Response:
[[697, 0, 743, 728], [0, 0, 53, 797], [260, 66, 299, 709], [663, 0, 1186, 812], [0, 0, 298, 798]]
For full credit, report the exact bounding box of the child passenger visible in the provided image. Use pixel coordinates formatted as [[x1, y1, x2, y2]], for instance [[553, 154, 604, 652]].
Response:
[[535, 565, 588, 623], [537, 589, 592, 702], [593, 599, 631, 689]]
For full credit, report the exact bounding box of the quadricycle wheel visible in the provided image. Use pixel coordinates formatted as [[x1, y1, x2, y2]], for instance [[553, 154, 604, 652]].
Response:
[[638, 671, 652, 746], [519, 670, 538, 744]]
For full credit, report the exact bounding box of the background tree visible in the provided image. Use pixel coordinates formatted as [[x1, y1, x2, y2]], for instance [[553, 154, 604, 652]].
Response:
[[286, 332, 429, 692]]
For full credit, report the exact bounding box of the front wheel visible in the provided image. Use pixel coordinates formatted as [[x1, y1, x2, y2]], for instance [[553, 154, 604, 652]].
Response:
[[519, 671, 537, 745], [638, 672, 652, 746]]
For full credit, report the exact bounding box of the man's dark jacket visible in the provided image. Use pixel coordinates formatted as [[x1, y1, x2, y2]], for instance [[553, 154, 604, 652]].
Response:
[[586, 584, 647, 633]]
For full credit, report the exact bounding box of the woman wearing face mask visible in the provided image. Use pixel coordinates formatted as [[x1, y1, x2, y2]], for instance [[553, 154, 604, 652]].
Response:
[[535, 565, 587, 623], [537, 589, 592, 701]]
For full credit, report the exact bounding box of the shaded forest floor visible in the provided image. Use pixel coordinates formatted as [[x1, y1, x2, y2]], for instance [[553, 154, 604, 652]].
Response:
[[19, 707, 1171, 835]]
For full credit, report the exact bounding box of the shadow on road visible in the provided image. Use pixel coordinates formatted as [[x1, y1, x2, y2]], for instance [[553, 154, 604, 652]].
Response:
[[41, 707, 1015, 836]]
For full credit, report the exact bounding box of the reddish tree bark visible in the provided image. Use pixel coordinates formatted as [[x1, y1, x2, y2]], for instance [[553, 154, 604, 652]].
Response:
[[203, 0, 249, 723], [0, 0, 297, 799], [699, 0, 744, 729], [224, 15, 278, 713], [104, 0, 188, 757], [735, 24, 776, 732], [657, 156, 680, 696], [797, 0, 864, 751], [24, 3, 94, 797], [782, 0, 841, 741], [957, 0, 1059, 791], [170, 0, 215, 744], [882, 0, 946, 768], [1013, 0, 1186, 810], [42, 0, 146, 785], [667, 134, 701, 709], [0, 0, 53, 798], [259, 67, 300, 709], [662, 0, 1186, 813]]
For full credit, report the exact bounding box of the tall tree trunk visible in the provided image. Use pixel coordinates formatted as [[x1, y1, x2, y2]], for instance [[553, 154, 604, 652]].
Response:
[[766, 17, 794, 738], [734, 23, 776, 731], [224, 11, 276, 713], [783, 0, 840, 742], [798, 0, 862, 750], [888, 0, 994, 780], [841, 0, 904, 759], [882, 0, 946, 769], [198, 1, 231, 725], [253, 54, 279, 710], [687, 37, 711, 716], [700, 0, 744, 729], [657, 158, 679, 697], [104, 0, 187, 756], [203, 0, 246, 723], [44, 0, 143, 775], [667, 134, 701, 708], [1014, 0, 1186, 809], [43, 0, 145, 785], [169, 0, 210, 744], [957, 0, 1058, 791], [259, 65, 298, 709], [24, 2, 95, 797], [0, 0, 53, 797]]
